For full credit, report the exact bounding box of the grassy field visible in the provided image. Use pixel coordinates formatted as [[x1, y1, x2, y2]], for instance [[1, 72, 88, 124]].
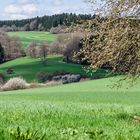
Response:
[[0, 77, 140, 139], [7, 31, 56, 47], [0, 55, 107, 82], [1, 32, 140, 139]]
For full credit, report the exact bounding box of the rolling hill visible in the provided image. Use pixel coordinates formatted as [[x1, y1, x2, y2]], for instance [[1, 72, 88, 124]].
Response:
[[7, 31, 56, 47]]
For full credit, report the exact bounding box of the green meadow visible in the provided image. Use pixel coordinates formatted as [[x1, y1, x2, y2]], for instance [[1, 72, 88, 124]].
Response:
[[0, 55, 107, 82], [0, 77, 140, 139], [0, 31, 139, 139], [7, 31, 56, 47]]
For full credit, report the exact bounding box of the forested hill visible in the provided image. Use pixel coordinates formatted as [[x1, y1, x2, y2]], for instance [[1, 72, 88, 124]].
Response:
[[0, 13, 95, 31]]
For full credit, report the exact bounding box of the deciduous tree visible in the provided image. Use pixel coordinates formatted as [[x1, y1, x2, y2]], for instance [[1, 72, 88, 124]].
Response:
[[81, 0, 140, 76]]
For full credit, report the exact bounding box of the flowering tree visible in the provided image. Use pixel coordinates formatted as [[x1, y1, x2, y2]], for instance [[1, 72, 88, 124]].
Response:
[[81, 0, 140, 76]]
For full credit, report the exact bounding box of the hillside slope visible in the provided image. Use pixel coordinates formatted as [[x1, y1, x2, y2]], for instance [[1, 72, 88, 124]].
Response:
[[7, 31, 56, 47], [0, 55, 107, 82]]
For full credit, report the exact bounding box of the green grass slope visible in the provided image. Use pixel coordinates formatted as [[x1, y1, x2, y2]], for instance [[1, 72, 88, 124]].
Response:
[[7, 31, 56, 47], [0, 77, 140, 139], [0, 55, 107, 82]]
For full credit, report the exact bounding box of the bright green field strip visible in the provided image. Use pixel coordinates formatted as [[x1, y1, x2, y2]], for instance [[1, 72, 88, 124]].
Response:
[[0, 78, 140, 139], [7, 31, 56, 47], [0, 55, 107, 82]]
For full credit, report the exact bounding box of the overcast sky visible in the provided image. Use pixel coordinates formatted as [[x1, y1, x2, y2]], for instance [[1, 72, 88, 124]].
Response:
[[0, 0, 93, 20]]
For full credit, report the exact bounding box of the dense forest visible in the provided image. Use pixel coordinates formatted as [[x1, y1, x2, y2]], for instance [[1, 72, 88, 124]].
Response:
[[0, 13, 95, 32]]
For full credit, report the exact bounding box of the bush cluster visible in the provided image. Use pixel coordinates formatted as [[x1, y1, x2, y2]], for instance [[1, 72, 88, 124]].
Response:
[[2, 77, 27, 91], [36, 71, 70, 83]]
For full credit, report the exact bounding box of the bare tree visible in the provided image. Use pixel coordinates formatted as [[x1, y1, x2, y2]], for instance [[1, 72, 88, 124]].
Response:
[[38, 43, 49, 65], [0, 32, 23, 60], [23, 23, 30, 31], [30, 20, 37, 31], [38, 23, 44, 31], [27, 42, 38, 58], [64, 36, 81, 63], [11, 24, 17, 31], [63, 33, 84, 63]]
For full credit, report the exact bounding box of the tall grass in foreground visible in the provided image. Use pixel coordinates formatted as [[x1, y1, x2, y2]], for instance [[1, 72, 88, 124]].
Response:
[[0, 77, 140, 139]]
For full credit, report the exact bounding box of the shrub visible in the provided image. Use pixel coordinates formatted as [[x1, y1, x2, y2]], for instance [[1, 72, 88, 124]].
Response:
[[62, 74, 81, 84], [36, 71, 70, 83], [36, 72, 47, 83], [6, 67, 14, 74], [2, 77, 27, 91], [47, 71, 70, 81]]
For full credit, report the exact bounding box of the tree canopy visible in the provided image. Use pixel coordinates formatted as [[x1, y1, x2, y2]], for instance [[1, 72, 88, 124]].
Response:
[[81, 0, 140, 76]]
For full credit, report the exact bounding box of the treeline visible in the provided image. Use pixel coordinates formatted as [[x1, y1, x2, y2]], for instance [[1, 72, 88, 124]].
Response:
[[0, 31, 85, 63], [0, 13, 95, 32]]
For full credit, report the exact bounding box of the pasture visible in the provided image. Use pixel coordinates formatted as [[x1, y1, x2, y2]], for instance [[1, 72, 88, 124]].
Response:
[[7, 31, 56, 47], [0, 55, 107, 82], [0, 77, 140, 139]]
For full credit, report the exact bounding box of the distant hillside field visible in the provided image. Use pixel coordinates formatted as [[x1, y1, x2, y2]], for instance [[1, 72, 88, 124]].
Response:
[[7, 31, 56, 47], [0, 55, 107, 82]]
